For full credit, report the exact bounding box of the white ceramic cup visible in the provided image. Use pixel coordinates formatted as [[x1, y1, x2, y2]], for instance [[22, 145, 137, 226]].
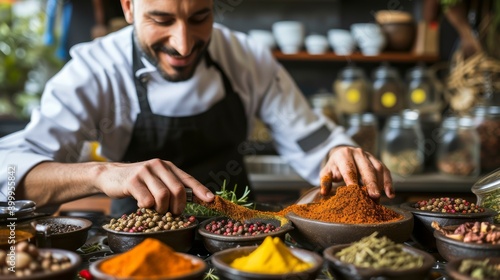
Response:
[[272, 21, 305, 54], [248, 29, 276, 49]]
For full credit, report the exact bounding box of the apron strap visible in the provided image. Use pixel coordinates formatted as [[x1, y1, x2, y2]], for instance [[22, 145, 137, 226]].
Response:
[[132, 32, 153, 113]]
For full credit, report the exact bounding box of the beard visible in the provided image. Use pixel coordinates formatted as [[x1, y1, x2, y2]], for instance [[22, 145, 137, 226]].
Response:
[[134, 32, 208, 82]]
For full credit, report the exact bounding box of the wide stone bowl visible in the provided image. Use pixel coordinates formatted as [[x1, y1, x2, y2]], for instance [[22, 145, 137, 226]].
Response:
[[323, 243, 435, 280], [285, 206, 413, 251], [211, 245, 324, 280], [197, 216, 293, 254], [34, 216, 93, 251], [434, 225, 500, 262], [0, 249, 81, 280], [400, 202, 496, 251], [445, 257, 500, 280], [90, 252, 207, 280], [103, 220, 198, 253]]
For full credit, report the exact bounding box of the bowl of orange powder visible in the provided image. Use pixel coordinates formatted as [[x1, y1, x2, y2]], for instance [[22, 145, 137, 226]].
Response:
[[283, 185, 414, 251], [90, 238, 207, 280]]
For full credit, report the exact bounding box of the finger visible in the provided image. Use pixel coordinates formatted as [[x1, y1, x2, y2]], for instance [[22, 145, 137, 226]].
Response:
[[148, 161, 186, 215], [166, 163, 214, 203], [382, 163, 395, 198], [126, 181, 156, 210], [334, 149, 359, 186], [320, 172, 332, 196], [351, 149, 380, 199]]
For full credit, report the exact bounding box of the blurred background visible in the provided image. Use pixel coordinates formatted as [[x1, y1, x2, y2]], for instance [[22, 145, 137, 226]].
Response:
[[1, 0, 499, 209]]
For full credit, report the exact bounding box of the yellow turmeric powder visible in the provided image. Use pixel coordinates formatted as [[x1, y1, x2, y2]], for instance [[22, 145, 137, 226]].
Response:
[[230, 236, 313, 274], [100, 238, 202, 278]]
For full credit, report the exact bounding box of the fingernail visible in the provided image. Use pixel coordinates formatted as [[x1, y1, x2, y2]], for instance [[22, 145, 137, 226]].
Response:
[[206, 192, 214, 199]]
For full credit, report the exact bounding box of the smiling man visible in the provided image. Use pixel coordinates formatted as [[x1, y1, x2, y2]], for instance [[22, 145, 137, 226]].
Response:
[[0, 0, 394, 217]]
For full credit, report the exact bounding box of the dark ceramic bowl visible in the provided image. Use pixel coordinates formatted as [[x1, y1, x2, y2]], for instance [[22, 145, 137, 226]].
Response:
[[34, 216, 92, 251], [400, 202, 496, 251], [323, 243, 435, 280], [103, 219, 198, 253], [434, 225, 500, 262], [445, 257, 500, 280], [197, 216, 293, 254], [285, 206, 413, 251], [0, 249, 81, 280], [90, 252, 207, 280], [379, 22, 416, 51], [211, 245, 324, 280]]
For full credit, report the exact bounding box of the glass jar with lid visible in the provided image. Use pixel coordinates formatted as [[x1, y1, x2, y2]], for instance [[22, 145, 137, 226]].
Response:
[[380, 110, 424, 176], [372, 63, 406, 116], [436, 115, 480, 177], [473, 106, 500, 173], [471, 167, 500, 224], [406, 63, 442, 114], [333, 65, 370, 114], [345, 113, 379, 157]]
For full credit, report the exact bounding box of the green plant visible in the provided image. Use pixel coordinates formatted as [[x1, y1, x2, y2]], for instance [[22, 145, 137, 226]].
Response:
[[0, 1, 62, 118], [183, 181, 253, 217]]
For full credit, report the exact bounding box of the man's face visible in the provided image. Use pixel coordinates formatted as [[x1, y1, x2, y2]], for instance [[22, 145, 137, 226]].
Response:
[[122, 0, 214, 82]]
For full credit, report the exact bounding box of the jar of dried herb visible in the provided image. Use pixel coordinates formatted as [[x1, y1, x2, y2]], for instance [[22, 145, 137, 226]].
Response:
[[333, 65, 370, 114], [471, 167, 500, 224], [345, 113, 379, 157], [473, 106, 500, 173], [380, 110, 424, 176], [436, 116, 480, 177], [372, 63, 406, 116]]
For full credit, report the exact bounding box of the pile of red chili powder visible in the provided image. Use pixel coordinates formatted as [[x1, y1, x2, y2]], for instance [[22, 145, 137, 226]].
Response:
[[278, 185, 402, 224]]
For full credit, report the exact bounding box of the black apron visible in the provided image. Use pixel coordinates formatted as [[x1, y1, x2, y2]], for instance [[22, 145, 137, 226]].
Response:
[[111, 36, 252, 217]]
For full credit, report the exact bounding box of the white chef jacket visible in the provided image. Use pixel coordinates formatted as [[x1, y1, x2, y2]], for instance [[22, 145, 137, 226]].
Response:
[[0, 24, 355, 200]]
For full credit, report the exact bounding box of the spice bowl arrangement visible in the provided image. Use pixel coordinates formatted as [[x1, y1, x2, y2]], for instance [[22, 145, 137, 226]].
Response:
[[211, 237, 324, 280], [445, 257, 500, 280], [433, 223, 500, 262], [34, 216, 93, 251], [400, 199, 496, 251], [285, 206, 413, 251], [102, 208, 198, 253], [197, 216, 293, 253], [323, 233, 436, 280]]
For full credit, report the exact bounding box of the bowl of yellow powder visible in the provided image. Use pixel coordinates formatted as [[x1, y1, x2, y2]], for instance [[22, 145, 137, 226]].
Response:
[[90, 238, 207, 280], [211, 236, 323, 280]]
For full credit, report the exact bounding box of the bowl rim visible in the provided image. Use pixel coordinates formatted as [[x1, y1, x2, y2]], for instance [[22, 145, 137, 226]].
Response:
[[89, 252, 207, 280], [400, 201, 497, 219], [197, 216, 293, 241], [285, 205, 412, 226], [445, 256, 500, 280], [433, 225, 500, 249], [35, 216, 93, 234], [211, 245, 324, 277], [0, 248, 81, 279], [102, 219, 199, 236], [323, 243, 436, 277]]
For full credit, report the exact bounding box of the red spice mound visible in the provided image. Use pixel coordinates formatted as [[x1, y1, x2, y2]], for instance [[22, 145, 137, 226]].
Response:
[[279, 185, 402, 224]]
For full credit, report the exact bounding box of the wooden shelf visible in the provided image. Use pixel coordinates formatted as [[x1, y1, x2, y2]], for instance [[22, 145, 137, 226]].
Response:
[[272, 50, 440, 63]]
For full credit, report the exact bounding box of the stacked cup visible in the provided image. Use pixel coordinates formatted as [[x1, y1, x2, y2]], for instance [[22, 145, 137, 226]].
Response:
[[350, 23, 386, 56], [272, 21, 305, 54]]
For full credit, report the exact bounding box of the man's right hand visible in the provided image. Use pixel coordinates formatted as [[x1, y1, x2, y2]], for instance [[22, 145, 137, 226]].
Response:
[[96, 159, 214, 215]]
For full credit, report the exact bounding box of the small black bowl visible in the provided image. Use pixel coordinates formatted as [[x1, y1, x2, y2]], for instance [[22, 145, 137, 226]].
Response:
[[400, 202, 496, 251], [434, 225, 500, 262], [103, 220, 198, 253], [197, 216, 293, 254], [323, 243, 436, 280], [445, 257, 500, 280], [211, 245, 324, 280], [34, 216, 92, 251]]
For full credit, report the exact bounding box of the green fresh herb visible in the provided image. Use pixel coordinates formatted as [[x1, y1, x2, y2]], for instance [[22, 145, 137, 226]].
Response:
[[183, 181, 253, 217], [203, 268, 219, 280], [79, 242, 102, 254]]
